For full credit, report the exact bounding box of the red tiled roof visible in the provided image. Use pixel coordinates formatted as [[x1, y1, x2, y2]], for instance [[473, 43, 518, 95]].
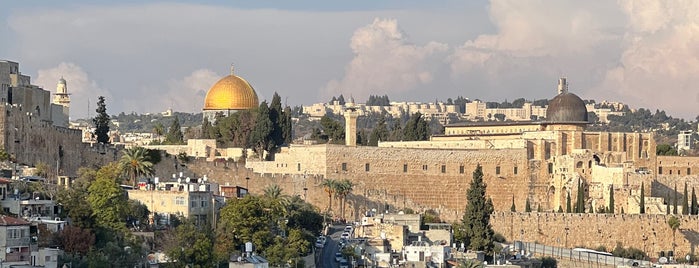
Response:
[[0, 215, 29, 226], [0, 178, 12, 184]]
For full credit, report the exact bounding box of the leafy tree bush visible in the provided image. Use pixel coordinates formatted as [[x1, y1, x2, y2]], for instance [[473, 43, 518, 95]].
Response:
[[93, 96, 110, 144], [540, 256, 557, 268]]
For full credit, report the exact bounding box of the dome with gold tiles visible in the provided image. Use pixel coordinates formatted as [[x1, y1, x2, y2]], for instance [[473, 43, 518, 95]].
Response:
[[203, 67, 259, 111]]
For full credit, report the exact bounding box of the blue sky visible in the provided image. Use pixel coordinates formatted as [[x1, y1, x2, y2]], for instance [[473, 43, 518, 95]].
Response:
[[1, 1, 699, 119]]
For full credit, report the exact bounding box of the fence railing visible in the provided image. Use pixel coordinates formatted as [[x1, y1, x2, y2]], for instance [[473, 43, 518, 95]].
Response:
[[523, 242, 652, 267]]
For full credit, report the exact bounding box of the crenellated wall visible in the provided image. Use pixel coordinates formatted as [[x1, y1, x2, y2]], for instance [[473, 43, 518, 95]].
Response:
[[0, 104, 119, 177]]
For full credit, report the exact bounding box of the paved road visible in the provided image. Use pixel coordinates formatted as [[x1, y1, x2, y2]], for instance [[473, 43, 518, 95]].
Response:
[[317, 224, 343, 268]]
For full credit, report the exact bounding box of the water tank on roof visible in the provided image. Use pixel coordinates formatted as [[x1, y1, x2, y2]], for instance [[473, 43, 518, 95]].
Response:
[[245, 242, 253, 253]]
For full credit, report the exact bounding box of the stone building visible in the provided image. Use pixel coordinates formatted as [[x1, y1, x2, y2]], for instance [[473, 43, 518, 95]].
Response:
[[246, 78, 657, 222]]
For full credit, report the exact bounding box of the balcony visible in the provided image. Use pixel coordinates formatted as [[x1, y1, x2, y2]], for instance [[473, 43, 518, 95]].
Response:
[[6, 237, 30, 247], [5, 251, 30, 262]]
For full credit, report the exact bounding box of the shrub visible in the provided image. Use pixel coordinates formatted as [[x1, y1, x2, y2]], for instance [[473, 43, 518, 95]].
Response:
[[540, 256, 557, 268]]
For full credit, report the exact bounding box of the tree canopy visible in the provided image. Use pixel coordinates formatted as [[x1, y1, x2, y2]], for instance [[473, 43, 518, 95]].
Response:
[[93, 96, 110, 144]]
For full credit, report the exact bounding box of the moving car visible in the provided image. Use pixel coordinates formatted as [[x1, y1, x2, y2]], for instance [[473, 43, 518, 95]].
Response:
[[335, 253, 344, 262]]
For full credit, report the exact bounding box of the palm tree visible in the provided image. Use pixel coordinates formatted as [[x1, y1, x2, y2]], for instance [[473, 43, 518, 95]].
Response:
[[456, 259, 485, 268], [152, 122, 164, 137], [668, 216, 681, 255], [321, 179, 337, 214], [263, 184, 283, 199], [335, 179, 354, 220], [119, 146, 154, 187]]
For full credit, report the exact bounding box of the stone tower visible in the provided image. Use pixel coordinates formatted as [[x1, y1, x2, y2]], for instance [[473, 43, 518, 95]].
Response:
[[344, 108, 358, 146], [53, 77, 70, 107]]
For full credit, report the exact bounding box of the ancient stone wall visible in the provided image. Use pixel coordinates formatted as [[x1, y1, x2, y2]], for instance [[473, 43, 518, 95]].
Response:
[[0, 104, 119, 177], [491, 212, 699, 259]]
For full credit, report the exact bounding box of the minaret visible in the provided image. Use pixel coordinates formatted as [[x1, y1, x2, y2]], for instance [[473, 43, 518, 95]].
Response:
[[53, 77, 71, 107], [557, 77, 568, 95], [344, 108, 358, 146]]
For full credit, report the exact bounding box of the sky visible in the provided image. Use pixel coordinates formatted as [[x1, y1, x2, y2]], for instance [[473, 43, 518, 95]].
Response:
[[1, 0, 699, 119]]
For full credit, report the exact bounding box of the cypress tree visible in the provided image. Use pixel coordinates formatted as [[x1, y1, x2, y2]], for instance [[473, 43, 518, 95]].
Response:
[[510, 196, 516, 212], [165, 116, 184, 145], [666, 193, 671, 215], [576, 180, 585, 213], [461, 165, 494, 253], [558, 205, 563, 213], [640, 182, 646, 214], [525, 199, 531, 212], [692, 188, 698, 215], [609, 184, 615, 214], [93, 96, 110, 144], [684, 182, 690, 215], [621, 207, 624, 214], [673, 183, 678, 214], [537, 204, 542, 213], [566, 192, 572, 213]]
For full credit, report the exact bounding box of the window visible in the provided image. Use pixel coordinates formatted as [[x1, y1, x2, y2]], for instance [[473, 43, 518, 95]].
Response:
[[548, 163, 553, 174], [422, 165, 428, 171], [688, 168, 691, 175], [658, 167, 663, 174], [365, 163, 370, 172], [191, 201, 198, 208], [441, 165, 446, 173], [459, 165, 464, 174], [201, 200, 208, 207], [175, 196, 186, 206], [496, 166, 501, 175], [403, 164, 408, 173], [297, 163, 301, 171], [514, 166, 518, 175], [342, 163, 347, 171]]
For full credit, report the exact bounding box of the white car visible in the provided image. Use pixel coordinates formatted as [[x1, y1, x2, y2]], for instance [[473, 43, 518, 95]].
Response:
[[335, 253, 344, 262], [339, 260, 349, 268], [318, 236, 327, 245], [340, 232, 350, 240], [315, 240, 324, 248], [344, 225, 353, 232]]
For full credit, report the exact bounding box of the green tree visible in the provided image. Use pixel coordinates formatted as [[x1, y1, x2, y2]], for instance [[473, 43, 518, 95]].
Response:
[[281, 106, 293, 144], [57, 167, 97, 229], [215, 196, 275, 259], [525, 199, 531, 212], [163, 219, 214, 268], [250, 101, 274, 159], [118, 146, 154, 187], [537, 204, 542, 212], [319, 115, 344, 144], [402, 112, 429, 141], [576, 179, 585, 213], [684, 182, 690, 215], [461, 165, 495, 253], [335, 179, 354, 220], [93, 96, 111, 144], [152, 122, 164, 136], [165, 116, 185, 144], [640, 182, 646, 214], [656, 144, 678, 156], [269, 92, 285, 146], [566, 192, 572, 213], [666, 193, 671, 215], [692, 188, 697, 215], [609, 184, 615, 214], [673, 183, 678, 214], [88, 163, 128, 233], [321, 179, 337, 213], [668, 216, 680, 256], [263, 184, 283, 200], [368, 114, 390, 146], [510, 196, 516, 212]]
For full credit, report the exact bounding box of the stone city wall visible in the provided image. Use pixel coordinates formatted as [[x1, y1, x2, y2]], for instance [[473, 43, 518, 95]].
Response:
[[0, 104, 119, 177], [491, 212, 699, 259]]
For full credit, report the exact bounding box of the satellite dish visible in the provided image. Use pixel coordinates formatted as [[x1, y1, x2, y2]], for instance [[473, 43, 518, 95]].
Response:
[[659, 257, 668, 264], [172, 174, 176, 179], [177, 178, 182, 184], [6, 248, 10, 253], [154, 177, 159, 184]]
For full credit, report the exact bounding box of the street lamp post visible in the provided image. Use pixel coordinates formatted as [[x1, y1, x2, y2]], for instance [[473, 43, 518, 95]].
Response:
[[564, 227, 570, 248], [245, 177, 250, 193], [520, 229, 525, 254]]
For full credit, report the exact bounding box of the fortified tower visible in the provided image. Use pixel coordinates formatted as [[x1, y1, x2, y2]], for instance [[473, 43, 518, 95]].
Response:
[[344, 108, 358, 146]]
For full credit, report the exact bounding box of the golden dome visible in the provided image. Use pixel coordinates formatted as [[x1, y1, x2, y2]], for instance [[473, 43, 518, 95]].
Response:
[[203, 70, 259, 111]]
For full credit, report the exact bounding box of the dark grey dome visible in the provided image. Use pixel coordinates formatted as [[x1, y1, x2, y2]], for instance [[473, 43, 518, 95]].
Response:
[[546, 92, 588, 122]]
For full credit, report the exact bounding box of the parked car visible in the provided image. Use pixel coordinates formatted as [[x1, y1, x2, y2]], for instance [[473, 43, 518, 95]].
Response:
[[335, 253, 344, 262], [340, 232, 350, 240], [339, 260, 349, 268]]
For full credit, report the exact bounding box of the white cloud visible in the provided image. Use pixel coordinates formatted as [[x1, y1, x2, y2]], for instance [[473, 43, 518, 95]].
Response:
[[35, 62, 112, 120], [589, 0, 699, 118], [323, 18, 448, 101], [158, 69, 220, 114]]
